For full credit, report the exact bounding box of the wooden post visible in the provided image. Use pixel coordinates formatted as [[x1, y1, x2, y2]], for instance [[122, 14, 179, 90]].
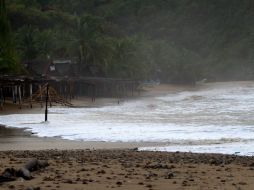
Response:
[[29, 84, 33, 108], [94, 85, 96, 102], [0, 87, 3, 110], [15, 85, 18, 103], [124, 84, 126, 97], [45, 84, 49, 122], [92, 85, 94, 102], [13, 85, 17, 103], [69, 81, 72, 102], [131, 82, 134, 96], [78, 83, 81, 97], [18, 85, 22, 109], [3, 87, 5, 103], [39, 84, 43, 108], [22, 85, 25, 97], [58, 82, 61, 95], [64, 83, 67, 100], [117, 83, 120, 104], [12, 86, 14, 103], [102, 83, 104, 97]]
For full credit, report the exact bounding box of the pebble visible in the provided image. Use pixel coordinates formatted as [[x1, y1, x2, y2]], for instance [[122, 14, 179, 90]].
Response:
[[116, 181, 122, 186], [8, 185, 15, 189], [146, 184, 152, 188], [63, 179, 73, 184], [164, 171, 174, 179]]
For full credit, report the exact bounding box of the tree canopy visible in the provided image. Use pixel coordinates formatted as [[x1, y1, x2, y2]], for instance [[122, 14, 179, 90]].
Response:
[[0, 0, 20, 74], [1, 0, 254, 82]]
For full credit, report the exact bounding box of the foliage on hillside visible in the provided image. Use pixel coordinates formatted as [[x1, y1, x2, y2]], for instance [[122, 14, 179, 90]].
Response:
[[2, 0, 254, 82], [0, 0, 21, 74]]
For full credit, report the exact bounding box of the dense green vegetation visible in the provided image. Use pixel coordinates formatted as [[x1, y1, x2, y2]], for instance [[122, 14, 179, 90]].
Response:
[[0, 0, 20, 74], [2, 0, 254, 82]]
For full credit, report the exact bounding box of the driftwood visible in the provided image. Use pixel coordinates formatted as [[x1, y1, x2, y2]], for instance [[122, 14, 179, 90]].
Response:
[[0, 159, 49, 182], [0, 168, 16, 182]]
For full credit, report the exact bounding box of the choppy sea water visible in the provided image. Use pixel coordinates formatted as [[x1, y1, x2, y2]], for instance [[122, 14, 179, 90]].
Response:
[[1, 82, 254, 156]]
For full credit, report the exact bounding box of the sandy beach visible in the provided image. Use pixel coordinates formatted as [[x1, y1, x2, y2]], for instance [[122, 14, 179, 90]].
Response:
[[1, 149, 254, 190], [1, 83, 254, 189]]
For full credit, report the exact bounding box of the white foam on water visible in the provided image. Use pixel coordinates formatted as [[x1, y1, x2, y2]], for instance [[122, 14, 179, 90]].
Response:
[[1, 82, 254, 155], [139, 142, 254, 156]]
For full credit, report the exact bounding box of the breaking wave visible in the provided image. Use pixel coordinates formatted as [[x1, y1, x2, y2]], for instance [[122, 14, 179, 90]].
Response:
[[1, 81, 254, 155]]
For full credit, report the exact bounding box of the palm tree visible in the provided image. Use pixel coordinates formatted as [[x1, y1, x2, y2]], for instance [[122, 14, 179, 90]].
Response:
[[16, 25, 39, 60], [73, 14, 115, 76]]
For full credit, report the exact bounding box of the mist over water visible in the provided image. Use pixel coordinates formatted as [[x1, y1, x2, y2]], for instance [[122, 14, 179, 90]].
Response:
[[1, 82, 254, 155]]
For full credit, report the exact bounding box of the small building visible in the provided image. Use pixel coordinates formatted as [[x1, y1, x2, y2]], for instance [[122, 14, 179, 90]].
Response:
[[23, 58, 78, 78], [50, 59, 78, 77]]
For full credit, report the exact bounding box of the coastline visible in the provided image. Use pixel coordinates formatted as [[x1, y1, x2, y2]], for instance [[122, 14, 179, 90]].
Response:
[[0, 83, 196, 114], [0, 84, 189, 151], [0, 82, 253, 152], [0, 124, 168, 151], [1, 82, 254, 189]]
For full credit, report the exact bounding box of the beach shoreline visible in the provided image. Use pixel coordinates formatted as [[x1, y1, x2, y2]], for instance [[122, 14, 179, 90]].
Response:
[[0, 124, 169, 151], [0, 82, 253, 152], [0, 84, 189, 151], [1, 82, 254, 189], [0, 83, 196, 115]]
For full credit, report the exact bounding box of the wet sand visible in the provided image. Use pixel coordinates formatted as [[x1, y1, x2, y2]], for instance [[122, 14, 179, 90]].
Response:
[[0, 125, 167, 151]]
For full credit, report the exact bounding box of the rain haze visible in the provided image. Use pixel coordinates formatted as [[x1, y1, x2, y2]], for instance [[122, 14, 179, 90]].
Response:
[[1, 0, 254, 189]]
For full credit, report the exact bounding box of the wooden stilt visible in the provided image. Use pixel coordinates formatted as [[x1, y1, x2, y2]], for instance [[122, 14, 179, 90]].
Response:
[[117, 83, 120, 103], [18, 85, 22, 109], [78, 83, 81, 97], [64, 83, 67, 100], [123, 84, 125, 97], [15, 85, 18, 104], [39, 85, 43, 108], [0, 87, 3, 110], [29, 84, 33, 108], [3, 87, 6, 103], [3, 87, 5, 103], [22, 85, 25, 97], [12, 85, 17, 103], [69, 82, 72, 102], [92, 85, 96, 102], [12, 86, 15, 103], [132, 83, 134, 96], [45, 84, 49, 122]]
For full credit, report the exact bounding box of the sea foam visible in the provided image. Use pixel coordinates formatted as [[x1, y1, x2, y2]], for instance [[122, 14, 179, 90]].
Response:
[[1, 82, 254, 155]]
